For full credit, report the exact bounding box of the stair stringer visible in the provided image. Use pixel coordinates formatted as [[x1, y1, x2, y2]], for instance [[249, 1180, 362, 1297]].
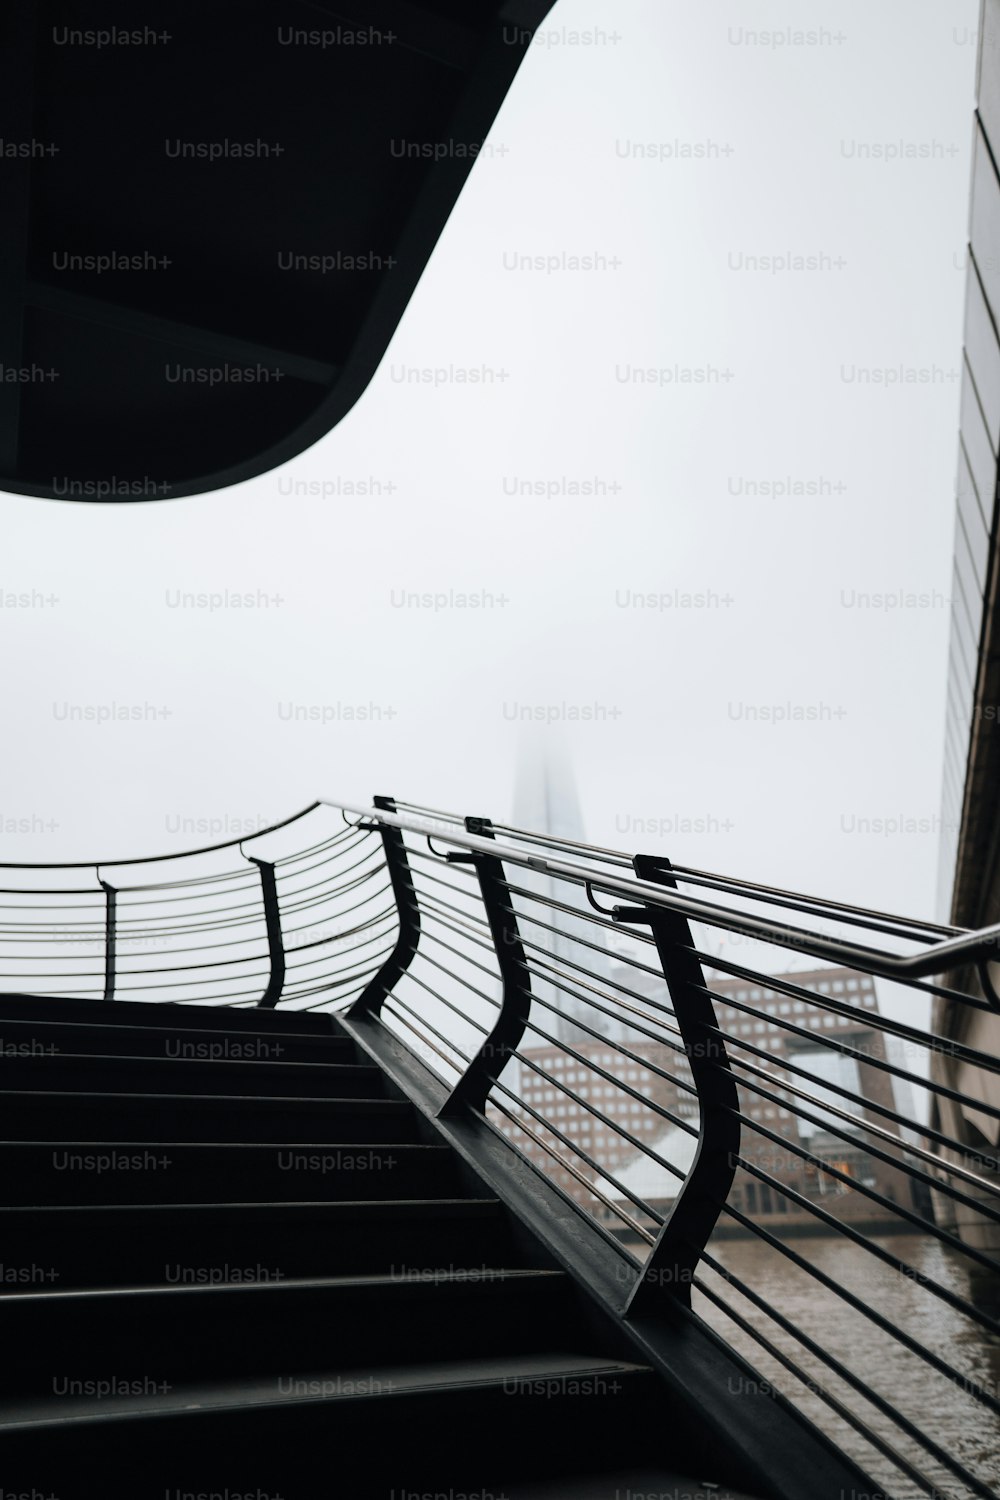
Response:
[[339, 1008, 882, 1500]]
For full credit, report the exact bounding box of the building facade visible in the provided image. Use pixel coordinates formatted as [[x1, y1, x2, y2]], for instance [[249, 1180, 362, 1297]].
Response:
[[497, 965, 921, 1240], [937, 0, 1000, 928], [933, 0, 1000, 1258]]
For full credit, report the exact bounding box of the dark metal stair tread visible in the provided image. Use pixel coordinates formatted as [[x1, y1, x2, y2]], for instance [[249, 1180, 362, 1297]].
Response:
[[0, 995, 339, 1033], [0, 1089, 407, 1109], [0, 1197, 504, 1221], [0, 1016, 354, 1047], [2, 1268, 564, 1306], [3, 1138, 443, 1149], [0, 1353, 653, 1429], [0, 1051, 378, 1074], [506, 1474, 764, 1500]]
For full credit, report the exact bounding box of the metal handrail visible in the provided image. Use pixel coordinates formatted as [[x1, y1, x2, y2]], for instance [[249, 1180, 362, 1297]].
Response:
[[309, 794, 1000, 1500], [0, 805, 383, 1010], [322, 800, 999, 981], [0, 801, 323, 868]]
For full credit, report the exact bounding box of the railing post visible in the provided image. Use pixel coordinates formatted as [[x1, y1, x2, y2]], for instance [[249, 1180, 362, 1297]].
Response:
[[439, 817, 531, 1116], [349, 795, 420, 1019], [99, 875, 116, 1002], [248, 857, 285, 1008], [614, 853, 740, 1312]]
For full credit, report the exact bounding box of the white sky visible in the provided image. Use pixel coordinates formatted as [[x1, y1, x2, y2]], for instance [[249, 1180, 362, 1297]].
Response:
[[0, 0, 980, 927]]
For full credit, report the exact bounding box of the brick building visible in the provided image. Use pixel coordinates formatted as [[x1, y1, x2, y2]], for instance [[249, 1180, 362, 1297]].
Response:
[[494, 964, 923, 1239]]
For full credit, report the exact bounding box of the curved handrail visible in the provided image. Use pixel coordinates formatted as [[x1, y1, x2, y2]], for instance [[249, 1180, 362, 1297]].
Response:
[[0, 803, 385, 1011], [0, 801, 322, 869]]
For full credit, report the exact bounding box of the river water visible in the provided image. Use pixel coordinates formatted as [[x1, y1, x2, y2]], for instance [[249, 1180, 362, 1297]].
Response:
[[693, 1233, 1000, 1500]]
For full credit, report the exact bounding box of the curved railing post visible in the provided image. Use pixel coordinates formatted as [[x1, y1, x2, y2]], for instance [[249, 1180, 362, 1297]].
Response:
[[348, 795, 420, 1019], [247, 857, 285, 1008], [440, 816, 531, 1116], [614, 853, 740, 1311], [98, 873, 116, 1002]]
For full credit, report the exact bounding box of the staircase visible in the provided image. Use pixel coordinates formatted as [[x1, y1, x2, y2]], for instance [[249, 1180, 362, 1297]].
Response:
[[0, 993, 760, 1499]]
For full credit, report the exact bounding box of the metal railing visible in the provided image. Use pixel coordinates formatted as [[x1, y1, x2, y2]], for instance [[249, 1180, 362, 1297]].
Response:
[[2, 794, 999, 1500], [0, 803, 394, 1011]]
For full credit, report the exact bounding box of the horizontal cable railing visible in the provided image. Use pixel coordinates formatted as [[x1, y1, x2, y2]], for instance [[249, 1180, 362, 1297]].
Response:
[[0, 807, 390, 1011], [328, 797, 1000, 1500], [2, 795, 999, 1498]]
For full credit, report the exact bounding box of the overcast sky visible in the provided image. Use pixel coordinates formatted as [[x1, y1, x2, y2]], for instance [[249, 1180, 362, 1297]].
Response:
[[0, 0, 980, 929]]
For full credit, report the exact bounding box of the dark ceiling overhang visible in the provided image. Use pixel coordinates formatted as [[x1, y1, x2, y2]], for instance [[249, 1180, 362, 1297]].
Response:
[[0, 0, 557, 502]]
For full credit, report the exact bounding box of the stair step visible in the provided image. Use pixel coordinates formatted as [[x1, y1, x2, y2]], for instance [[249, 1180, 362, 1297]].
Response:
[[2, 1271, 582, 1400], [2, 1349, 644, 1426], [0, 1198, 523, 1290], [0, 1090, 419, 1141], [0, 1051, 382, 1097], [510, 1475, 764, 1500], [0, 993, 339, 1034], [0, 997, 731, 1496], [0, 1356, 663, 1490], [0, 1014, 355, 1062], [0, 1140, 457, 1205]]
